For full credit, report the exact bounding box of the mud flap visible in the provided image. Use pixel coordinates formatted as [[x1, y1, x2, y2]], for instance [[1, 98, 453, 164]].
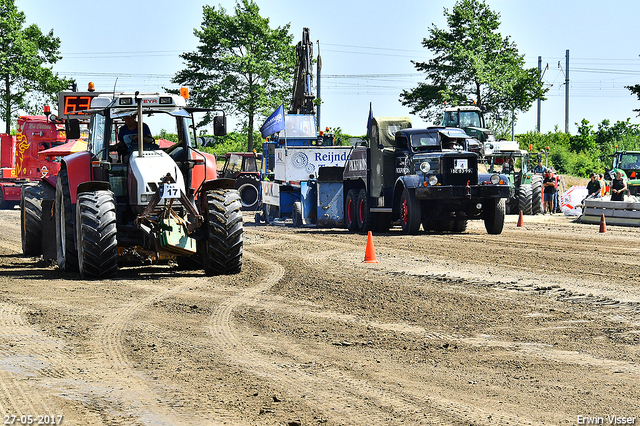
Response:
[[41, 199, 56, 260]]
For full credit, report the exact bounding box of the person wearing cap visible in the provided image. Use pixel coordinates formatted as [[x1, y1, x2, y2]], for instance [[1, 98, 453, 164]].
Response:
[[610, 170, 627, 202], [586, 173, 603, 198]]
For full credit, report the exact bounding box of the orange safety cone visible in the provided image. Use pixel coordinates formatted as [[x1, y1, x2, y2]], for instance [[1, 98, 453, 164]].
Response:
[[599, 214, 607, 233], [517, 210, 524, 227], [362, 231, 379, 263]]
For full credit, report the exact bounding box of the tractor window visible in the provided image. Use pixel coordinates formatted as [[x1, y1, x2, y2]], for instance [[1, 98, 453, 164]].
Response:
[[227, 155, 243, 174], [243, 156, 257, 172], [459, 111, 481, 128], [620, 154, 640, 170], [443, 112, 458, 127], [88, 113, 106, 158]]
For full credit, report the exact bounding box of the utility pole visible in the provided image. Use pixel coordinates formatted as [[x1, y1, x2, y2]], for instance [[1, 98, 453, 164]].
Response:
[[565, 49, 570, 134], [316, 40, 322, 132], [537, 57, 549, 133]]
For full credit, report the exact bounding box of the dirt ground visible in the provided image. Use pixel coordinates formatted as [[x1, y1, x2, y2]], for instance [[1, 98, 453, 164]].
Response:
[[0, 207, 638, 426]]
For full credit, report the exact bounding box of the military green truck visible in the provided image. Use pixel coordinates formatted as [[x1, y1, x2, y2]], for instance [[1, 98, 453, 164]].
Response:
[[342, 117, 511, 235]]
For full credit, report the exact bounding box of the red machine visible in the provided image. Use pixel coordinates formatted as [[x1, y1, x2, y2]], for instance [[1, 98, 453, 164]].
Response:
[[0, 115, 66, 208]]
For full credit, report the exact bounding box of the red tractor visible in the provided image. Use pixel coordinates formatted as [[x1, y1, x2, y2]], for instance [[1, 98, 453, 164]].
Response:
[[45, 89, 243, 279]]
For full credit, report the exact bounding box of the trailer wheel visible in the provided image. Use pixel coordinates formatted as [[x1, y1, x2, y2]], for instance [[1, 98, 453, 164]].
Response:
[[203, 188, 243, 276], [357, 189, 373, 232], [55, 169, 79, 272], [531, 175, 543, 215], [21, 183, 44, 255], [235, 174, 259, 211], [484, 198, 505, 235], [344, 189, 359, 232], [400, 188, 421, 234], [76, 190, 118, 279], [518, 184, 533, 215]]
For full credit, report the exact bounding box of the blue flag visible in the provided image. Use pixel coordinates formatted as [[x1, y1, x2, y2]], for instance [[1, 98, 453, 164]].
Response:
[[366, 102, 373, 138], [260, 105, 285, 138]]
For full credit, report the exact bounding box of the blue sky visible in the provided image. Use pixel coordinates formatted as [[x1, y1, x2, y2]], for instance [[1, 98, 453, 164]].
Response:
[[10, 0, 640, 137]]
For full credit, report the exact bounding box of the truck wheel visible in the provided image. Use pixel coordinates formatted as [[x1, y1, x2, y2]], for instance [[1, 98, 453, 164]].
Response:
[[55, 169, 79, 272], [0, 189, 6, 210], [344, 189, 359, 232], [76, 190, 118, 279], [292, 201, 303, 227], [452, 219, 468, 233], [357, 189, 373, 232], [518, 184, 533, 215], [203, 189, 243, 276], [21, 183, 44, 256], [400, 188, 421, 234], [235, 174, 259, 211], [484, 198, 505, 235], [531, 175, 543, 215]]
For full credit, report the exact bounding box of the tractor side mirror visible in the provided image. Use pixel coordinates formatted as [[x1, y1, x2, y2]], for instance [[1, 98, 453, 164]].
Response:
[[213, 115, 227, 137], [65, 119, 81, 140]]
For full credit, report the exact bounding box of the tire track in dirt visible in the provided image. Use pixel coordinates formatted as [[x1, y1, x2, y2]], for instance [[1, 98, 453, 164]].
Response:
[[206, 249, 547, 426]]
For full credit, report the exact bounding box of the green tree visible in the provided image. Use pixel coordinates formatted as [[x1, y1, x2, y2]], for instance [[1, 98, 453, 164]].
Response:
[[400, 0, 546, 125], [173, 0, 295, 152], [0, 0, 71, 133]]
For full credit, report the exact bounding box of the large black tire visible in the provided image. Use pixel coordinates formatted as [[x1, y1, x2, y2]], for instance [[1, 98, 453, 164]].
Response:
[[203, 189, 243, 276], [21, 183, 44, 255], [356, 188, 373, 232], [531, 175, 543, 215], [400, 188, 421, 234], [518, 184, 533, 215], [452, 219, 468, 233], [234, 174, 259, 211], [76, 190, 118, 279], [55, 169, 79, 272], [484, 198, 506, 235], [0, 189, 6, 210], [344, 189, 359, 232]]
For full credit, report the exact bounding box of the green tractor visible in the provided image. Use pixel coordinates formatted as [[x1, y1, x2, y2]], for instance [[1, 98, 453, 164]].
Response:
[[483, 141, 543, 215]]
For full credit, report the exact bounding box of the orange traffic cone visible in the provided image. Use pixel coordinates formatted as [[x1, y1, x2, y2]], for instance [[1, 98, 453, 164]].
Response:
[[517, 210, 524, 227], [599, 214, 607, 233], [362, 231, 379, 263]]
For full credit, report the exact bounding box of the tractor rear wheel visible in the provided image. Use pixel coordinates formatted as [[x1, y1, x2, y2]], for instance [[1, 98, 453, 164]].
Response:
[[531, 175, 543, 215], [203, 189, 243, 276], [76, 190, 118, 279], [518, 184, 533, 215], [21, 183, 44, 256], [400, 188, 421, 234], [234, 174, 259, 211], [55, 169, 79, 272], [344, 189, 359, 232], [484, 198, 506, 235]]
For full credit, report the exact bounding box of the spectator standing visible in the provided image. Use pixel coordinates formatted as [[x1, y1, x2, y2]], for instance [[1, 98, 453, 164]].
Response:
[[610, 170, 627, 202], [533, 161, 547, 174], [599, 173, 607, 196], [586, 173, 603, 198], [543, 169, 557, 214]]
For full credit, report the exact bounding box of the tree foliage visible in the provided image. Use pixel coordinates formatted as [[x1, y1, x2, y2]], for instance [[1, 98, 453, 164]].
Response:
[[0, 0, 71, 133], [400, 0, 546, 125], [173, 0, 295, 152]]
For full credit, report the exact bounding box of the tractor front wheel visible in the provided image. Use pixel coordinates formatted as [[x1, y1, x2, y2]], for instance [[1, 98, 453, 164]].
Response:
[[203, 189, 243, 276], [21, 183, 44, 256], [76, 190, 118, 279]]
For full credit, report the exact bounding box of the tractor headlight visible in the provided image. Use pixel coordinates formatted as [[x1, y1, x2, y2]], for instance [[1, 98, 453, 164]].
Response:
[[428, 175, 438, 186], [490, 174, 500, 185], [420, 162, 430, 173]]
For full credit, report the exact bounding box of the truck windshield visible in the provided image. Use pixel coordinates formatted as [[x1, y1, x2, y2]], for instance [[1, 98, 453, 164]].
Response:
[[409, 133, 438, 149]]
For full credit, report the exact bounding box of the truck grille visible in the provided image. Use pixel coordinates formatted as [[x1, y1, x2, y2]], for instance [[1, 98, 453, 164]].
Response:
[[441, 156, 478, 186]]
